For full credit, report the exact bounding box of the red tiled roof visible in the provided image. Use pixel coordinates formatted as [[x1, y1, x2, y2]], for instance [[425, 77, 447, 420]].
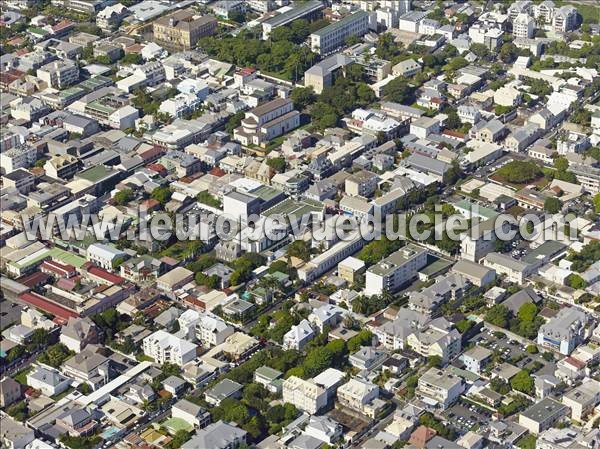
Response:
[[19, 292, 78, 322], [17, 272, 50, 288], [86, 266, 125, 285], [52, 20, 74, 32], [442, 130, 466, 138], [209, 167, 226, 177], [565, 357, 586, 369]]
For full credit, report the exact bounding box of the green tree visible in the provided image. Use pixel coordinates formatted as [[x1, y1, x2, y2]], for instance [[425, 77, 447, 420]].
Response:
[[287, 240, 311, 262], [594, 193, 600, 213], [511, 370, 535, 396], [151, 186, 172, 205], [496, 161, 542, 184], [114, 188, 134, 206], [544, 197, 561, 214], [567, 273, 587, 289], [526, 345, 538, 354], [225, 111, 245, 135], [266, 157, 286, 173], [518, 302, 538, 323], [290, 86, 316, 111], [382, 76, 413, 104], [485, 304, 511, 328]]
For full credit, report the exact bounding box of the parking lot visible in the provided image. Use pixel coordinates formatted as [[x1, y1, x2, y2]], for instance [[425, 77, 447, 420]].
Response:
[[468, 328, 557, 377], [442, 401, 493, 434]]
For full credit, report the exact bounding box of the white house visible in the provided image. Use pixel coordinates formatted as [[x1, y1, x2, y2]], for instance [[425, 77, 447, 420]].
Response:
[[26, 366, 71, 397], [283, 319, 315, 351], [86, 243, 127, 270], [143, 330, 198, 366]]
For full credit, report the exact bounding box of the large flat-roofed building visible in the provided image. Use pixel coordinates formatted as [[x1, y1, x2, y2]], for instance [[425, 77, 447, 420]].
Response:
[[262, 0, 324, 39], [519, 398, 569, 434], [417, 367, 464, 409], [153, 9, 217, 50], [365, 244, 428, 296], [234, 98, 300, 146], [310, 11, 371, 55]]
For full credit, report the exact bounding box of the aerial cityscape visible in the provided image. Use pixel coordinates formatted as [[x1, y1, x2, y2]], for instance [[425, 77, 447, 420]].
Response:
[[0, 1, 599, 449]]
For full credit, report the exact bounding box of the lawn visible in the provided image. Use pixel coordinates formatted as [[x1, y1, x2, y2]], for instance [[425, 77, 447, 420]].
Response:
[[52, 387, 75, 401], [14, 367, 33, 385]]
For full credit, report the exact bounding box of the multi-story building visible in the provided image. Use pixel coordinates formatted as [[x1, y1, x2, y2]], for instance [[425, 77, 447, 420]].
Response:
[[282, 376, 327, 414], [234, 98, 300, 146], [508, 0, 533, 21], [143, 330, 198, 366], [153, 9, 217, 50], [96, 3, 127, 30], [468, 23, 503, 50], [569, 162, 600, 194], [417, 367, 464, 409], [345, 170, 379, 197], [513, 13, 535, 38], [283, 319, 315, 350], [61, 349, 111, 390], [519, 398, 569, 434], [261, 0, 324, 39], [87, 243, 127, 270], [562, 379, 600, 421], [195, 315, 234, 347], [556, 131, 590, 155], [406, 320, 462, 364], [44, 154, 81, 180], [0, 145, 38, 175], [552, 5, 577, 32], [365, 244, 428, 296], [37, 60, 79, 89], [537, 307, 593, 355], [1, 169, 35, 194], [337, 378, 381, 418], [304, 54, 353, 94], [310, 11, 371, 55]]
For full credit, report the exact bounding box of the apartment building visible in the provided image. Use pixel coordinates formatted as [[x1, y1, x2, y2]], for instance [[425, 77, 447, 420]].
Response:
[[0, 145, 38, 175], [537, 308, 593, 355], [195, 315, 234, 347], [143, 330, 198, 366], [345, 170, 379, 197], [519, 398, 569, 434], [283, 319, 315, 351], [153, 9, 217, 50], [417, 367, 464, 409], [310, 11, 371, 55], [283, 376, 327, 414], [96, 3, 127, 30], [298, 234, 365, 283], [552, 6, 577, 32], [337, 378, 381, 418], [513, 13, 535, 38], [365, 244, 428, 296], [406, 320, 462, 364], [37, 60, 79, 89], [562, 379, 600, 421], [2, 169, 35, 194], [234, 98, 300, 146]]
